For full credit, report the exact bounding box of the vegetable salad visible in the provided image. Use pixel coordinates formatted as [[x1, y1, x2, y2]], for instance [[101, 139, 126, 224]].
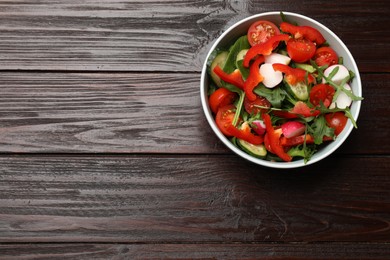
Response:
[[207, 14, 363, 163]]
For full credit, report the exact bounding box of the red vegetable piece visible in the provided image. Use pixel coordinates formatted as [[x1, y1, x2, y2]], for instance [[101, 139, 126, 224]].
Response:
[[325, 112, 348, 135], [300, 26, 326, 45], [227, 123, 264, 145], [313, 47, 338, 67], [247, 20, 280, 46], [251, 120, 266, 136], [280, 134, 315, 146], [280, 22, 325, 45], [273, 110, 299, 119], [215, 104, 239, 136], [309, 83, 335, 108], [263, 133, 274, 153], [281, 121, 306, 138], [243, 34, 290, 67], [290, 101, 320, 117], [262, 113, 292, 162], [244, 55, 265, 101], [286, 38, 316, 63], [273, 102, 320, 119], [209, 88, 237, 114], [280, 134, 333, 147], [244, 95, 271, 115], [272, 63, 314, 85], [213, 66, 245, 90]]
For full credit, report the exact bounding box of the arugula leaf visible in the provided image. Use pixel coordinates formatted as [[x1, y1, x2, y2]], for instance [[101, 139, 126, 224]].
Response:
[[287, 145, 316, 163], [253, 85, 286, 108], [308, 115, 335, 145], [317, 103, 358, 128], [232, 91, 245, 126], [223, 36, 251, 73], [310, 60, 363, 102]]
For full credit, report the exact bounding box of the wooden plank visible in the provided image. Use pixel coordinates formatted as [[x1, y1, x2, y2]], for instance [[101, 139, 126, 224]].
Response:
[[0, 155, 389, 243], [1, 243, 390, 259], [0, 72, 388, 154], [0, 0, 388, 72], [0, 72, 221, 153]]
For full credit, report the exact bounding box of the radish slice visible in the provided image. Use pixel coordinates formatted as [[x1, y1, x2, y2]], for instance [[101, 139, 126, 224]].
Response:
[[252, 120, 266, 135], [329, 83, 353, 109], [281, 121, 306, 138], [260, 63, 283, 88], [264, 53, 291, 65], [323, 64, 350, 85]]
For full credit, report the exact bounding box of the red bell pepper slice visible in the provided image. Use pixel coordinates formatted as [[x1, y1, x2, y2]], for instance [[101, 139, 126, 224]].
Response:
[[227, 123, 263, 145], [280, 22, 325, 45], [243, 34, 290, 67], [263, 133, 273, 153], [244, 55, 265, 101], [272, 63, 315, 85], [262, 113, 292, 162], [213, 65, 245, 90], [280, 134, 333, 147], [280, 134, 315, 146], [273, 110, 299, 119]]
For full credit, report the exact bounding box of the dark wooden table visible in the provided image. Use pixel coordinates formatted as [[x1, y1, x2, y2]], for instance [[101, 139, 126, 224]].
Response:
[[1, 1, 389, 259]]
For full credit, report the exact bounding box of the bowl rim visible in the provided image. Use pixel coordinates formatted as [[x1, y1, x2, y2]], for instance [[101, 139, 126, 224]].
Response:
[[200, 11, 362, 169]]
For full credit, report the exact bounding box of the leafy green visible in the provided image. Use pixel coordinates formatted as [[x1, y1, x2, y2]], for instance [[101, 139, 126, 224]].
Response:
[[254, 85, 286, 108], [222, 83, 243, 95], [280, 11, 297, 25], [236, 59, 250, 80], [217, 36, 250, 121], [233, 91, 245, 126], [223, 36, 251, 74], [207, 83, 217, 96], [310, 60, 363, 102], [287, 145, 316, 163], [317, 103, 358, 128], [308, 115, 335, 145], [293, 63, 316, 73]]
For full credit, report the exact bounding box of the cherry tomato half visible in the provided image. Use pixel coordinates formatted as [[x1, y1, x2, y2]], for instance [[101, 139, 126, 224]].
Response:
[[325, 112, 348, 135], [244, 96, 271, 115], [313, 47, 338, 67], [209, 88, 237, 114], [215, 104, 238, 136], [286, 38, 316, 63], [247, 20, 280, 46], [310, 84, 335, 108]]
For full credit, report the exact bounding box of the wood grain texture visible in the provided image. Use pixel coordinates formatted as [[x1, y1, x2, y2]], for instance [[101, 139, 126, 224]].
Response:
[[0, 0, 389, 257], [0, 72, 388, 154], [0, 155, 389, 243], [0, 0, 388, 72], [1, 243, 390, 259]]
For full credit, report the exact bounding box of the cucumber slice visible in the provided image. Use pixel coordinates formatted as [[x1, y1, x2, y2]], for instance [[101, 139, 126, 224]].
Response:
[[237, 139, 267, 158], [285, 79, 309, 101], [236, 49, 248, 62], [210, 51, 228, 87], [294, 63, 316, 73], [235, 49, 249, 80]]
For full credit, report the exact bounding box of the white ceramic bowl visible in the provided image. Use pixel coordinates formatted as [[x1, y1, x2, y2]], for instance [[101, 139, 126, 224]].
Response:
[[200, 11, 362, 169]]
